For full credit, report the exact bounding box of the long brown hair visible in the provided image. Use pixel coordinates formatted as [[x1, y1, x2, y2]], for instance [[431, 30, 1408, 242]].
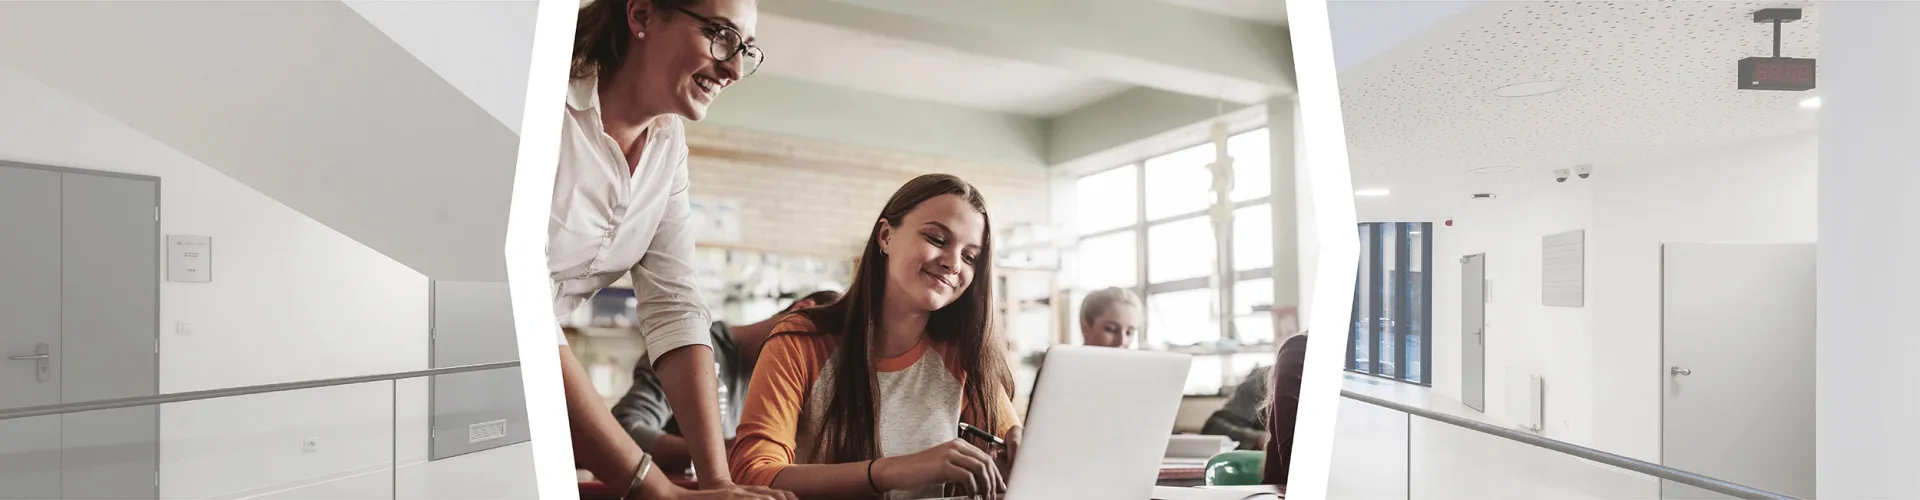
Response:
[[571, 0, 697, 79], [795, 174, 1014, 463]]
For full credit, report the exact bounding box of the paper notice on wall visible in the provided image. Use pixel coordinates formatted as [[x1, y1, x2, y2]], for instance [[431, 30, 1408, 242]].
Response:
[[689, 196, 742, 243], [1542, 230, 1585, 307], [166, 235, 212, 282]]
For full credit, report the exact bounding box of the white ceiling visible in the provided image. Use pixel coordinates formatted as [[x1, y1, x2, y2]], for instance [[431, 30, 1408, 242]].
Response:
[[1328, 1, 1481, 72], [750, 0, 1294, 117], [754, 14, 1132, 117], [344, 0, 538, 133], [1160, 0, 1290, 25], [1338, 1, 1821, 219]]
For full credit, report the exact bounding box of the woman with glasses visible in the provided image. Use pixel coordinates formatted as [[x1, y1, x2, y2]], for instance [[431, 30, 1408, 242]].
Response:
[[554, 1, 785, 499]]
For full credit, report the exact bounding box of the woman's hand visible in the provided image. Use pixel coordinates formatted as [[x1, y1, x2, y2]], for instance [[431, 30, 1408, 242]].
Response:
[[662, 483, 797, 500], [874, 439, 1005, 499]]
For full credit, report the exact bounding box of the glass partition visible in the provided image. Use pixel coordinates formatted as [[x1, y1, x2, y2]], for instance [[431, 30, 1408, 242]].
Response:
[[0, 365, 532, 500], [1327, 389, 1771, 500]]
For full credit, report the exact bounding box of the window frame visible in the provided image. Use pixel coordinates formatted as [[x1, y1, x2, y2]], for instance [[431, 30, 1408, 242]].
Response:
[[1345, 222, 1434, 386], [1069, 128, 1278, 396]]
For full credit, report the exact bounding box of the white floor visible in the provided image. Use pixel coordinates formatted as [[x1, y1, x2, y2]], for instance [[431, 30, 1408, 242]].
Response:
[[251, 443, 536, 500]]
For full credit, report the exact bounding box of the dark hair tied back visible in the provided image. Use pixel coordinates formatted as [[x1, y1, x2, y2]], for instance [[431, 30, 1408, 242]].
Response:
[[572, 0, 699, 79]]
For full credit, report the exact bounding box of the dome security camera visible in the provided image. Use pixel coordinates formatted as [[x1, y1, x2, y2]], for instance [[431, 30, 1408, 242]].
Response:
[[1554, 169, 1571, 183], [1575, 165, 1593, 179]]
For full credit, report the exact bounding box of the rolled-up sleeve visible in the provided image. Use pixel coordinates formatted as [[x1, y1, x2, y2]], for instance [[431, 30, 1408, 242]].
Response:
[[631, 160, 711, 363]]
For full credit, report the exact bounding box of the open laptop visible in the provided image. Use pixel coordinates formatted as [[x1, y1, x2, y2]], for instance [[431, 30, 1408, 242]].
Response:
[[1005, 345, 1192, 500]]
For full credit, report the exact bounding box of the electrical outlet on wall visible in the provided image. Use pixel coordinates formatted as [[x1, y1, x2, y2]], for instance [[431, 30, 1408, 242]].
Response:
[[303, 438, 319, 454]]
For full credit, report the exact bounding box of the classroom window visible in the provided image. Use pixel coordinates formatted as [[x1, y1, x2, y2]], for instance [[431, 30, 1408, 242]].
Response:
[[1069, 127, 1278, 395], [1347, 222, 1433, 385], [1147, 215, 1214, 284], [1075, 164, 1138, 235], [1143, 142, 1214, 221], [1227, 131, 1271, 202]]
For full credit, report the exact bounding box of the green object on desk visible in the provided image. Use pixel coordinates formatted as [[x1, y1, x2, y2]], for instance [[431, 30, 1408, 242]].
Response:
[[1204, 450, 1266, 486]]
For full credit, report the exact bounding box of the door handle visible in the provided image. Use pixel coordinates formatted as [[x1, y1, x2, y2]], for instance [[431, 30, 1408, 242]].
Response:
[[1670, 366, 1692, 376], [9, 342, 50, 382]]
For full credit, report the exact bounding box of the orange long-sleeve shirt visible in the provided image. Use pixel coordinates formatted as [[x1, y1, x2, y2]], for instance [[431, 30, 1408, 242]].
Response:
[[728, 315, 1018, 496]]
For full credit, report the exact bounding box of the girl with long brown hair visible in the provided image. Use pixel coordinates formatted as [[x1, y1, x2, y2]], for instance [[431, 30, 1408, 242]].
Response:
[[730, 174, 1022, 499]]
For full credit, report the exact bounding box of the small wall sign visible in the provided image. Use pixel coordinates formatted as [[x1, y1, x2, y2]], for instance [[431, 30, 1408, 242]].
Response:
[[167, 235, 211, 283]]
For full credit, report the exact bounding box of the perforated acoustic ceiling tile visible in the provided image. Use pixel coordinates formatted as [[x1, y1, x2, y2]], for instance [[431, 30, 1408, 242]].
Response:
[[1340, 1, 1820, 204]]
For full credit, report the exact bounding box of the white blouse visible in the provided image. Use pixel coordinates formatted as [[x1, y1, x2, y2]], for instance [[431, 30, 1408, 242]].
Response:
[[549, 77, 711, 364]]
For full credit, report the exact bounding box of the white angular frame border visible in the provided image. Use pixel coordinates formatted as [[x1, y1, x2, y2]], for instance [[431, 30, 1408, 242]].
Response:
[[505, 0, 584, 498], [1282, 0, 1361, 498]]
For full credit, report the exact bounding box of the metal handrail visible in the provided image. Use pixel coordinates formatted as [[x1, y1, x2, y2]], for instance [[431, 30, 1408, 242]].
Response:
[[0, 360, 520, 421], [1340, 390, 1797, 500]]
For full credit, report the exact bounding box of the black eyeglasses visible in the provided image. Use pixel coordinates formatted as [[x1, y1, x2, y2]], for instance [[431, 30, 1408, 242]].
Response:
[[672, 6, 763, 78]]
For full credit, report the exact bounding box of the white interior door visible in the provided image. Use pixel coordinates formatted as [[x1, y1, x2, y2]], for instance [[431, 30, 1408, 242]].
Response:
[[0, 165, 65, 500], [1660, 243, 1814, 499], [1461, 254, 1486, 412]]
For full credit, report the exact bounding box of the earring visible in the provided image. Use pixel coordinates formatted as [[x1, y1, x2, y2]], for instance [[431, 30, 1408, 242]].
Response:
[[635, 31, 645, 39]]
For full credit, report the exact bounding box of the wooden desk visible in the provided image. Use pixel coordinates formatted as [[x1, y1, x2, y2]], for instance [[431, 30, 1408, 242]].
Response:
[[581, 469, 1276, 498], [1156, 466, 1207, 488]]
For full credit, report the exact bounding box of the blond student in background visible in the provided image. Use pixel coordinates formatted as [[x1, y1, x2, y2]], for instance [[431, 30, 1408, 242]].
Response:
[[550, 0, 790, 498], [1077, 287, 1142, 349]]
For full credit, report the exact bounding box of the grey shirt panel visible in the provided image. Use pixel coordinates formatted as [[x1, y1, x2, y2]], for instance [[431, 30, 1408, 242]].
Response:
[[611, 321, 754, 450]]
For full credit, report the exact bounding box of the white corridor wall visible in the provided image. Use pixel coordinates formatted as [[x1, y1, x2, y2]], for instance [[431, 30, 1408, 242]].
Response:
[[1381, 131, 1817, 461], [0, 65, 431, 498], [1816, 3, 1920, 498]]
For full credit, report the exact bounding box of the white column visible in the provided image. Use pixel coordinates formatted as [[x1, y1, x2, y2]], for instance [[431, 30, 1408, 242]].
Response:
[[1268, 97, 1308, 335], [1817, 3, 1920, 499]]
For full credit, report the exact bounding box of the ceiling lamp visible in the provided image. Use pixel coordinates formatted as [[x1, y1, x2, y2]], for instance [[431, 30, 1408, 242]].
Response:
[[1492, 80, 1569, 98]]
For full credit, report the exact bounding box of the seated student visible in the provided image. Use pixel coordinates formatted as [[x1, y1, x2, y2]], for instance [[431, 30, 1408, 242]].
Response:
[[611, 290, 843, 472], [1203, 305, 1301, 451], [1262, 328, 1309, 487], [1202, 365, 1273, 450], [1077, 287, 1142, 348], [731, 174, 1022, 499]]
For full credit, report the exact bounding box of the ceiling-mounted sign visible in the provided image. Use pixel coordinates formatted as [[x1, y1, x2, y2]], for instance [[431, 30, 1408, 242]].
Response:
[[1739, 8, 1814, 92], [166, 235, 212, 283], [1739, 57, 1816, 91]]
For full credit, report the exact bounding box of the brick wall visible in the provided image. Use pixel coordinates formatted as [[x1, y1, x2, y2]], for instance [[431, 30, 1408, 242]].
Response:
[[684, 125, 1051, 260]]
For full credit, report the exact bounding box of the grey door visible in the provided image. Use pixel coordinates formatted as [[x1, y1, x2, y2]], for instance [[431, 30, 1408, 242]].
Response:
[[1461, 254, 1486, 412], [0, 166, 65, 500], [429, 281, 528, 459], [0, 163, 159, 500], [1660, 243, 1814, 499], [60, 172, 160, 499]]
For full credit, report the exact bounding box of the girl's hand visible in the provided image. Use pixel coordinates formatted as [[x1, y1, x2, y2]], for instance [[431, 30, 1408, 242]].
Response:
[[875, 438, 1005, 500], [664, 484, 796, 500]]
